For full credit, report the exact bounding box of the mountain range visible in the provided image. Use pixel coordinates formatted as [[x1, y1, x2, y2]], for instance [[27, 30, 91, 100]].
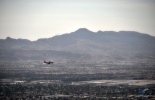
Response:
[[0, 28, 155, 62]]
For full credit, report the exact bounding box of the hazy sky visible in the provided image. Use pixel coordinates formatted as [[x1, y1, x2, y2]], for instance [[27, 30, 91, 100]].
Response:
[[0, 0, 155, 40]]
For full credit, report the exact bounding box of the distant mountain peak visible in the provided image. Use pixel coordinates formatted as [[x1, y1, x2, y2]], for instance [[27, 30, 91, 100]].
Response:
[[6, 37, 13, 40], [97, 30, 103, 33], [75, 28, 91, 33]]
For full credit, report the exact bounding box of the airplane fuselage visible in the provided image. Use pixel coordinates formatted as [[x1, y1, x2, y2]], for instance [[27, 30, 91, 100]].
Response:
[[44, 61, 53, 64]]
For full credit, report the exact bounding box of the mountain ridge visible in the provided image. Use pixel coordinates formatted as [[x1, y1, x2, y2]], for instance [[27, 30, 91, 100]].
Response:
[[1, 28, 154, 42], [0, 28, 155, 62]]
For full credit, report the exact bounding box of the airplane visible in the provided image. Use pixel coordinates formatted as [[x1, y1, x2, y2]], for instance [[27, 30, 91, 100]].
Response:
[[43, 60, 54, 64]]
